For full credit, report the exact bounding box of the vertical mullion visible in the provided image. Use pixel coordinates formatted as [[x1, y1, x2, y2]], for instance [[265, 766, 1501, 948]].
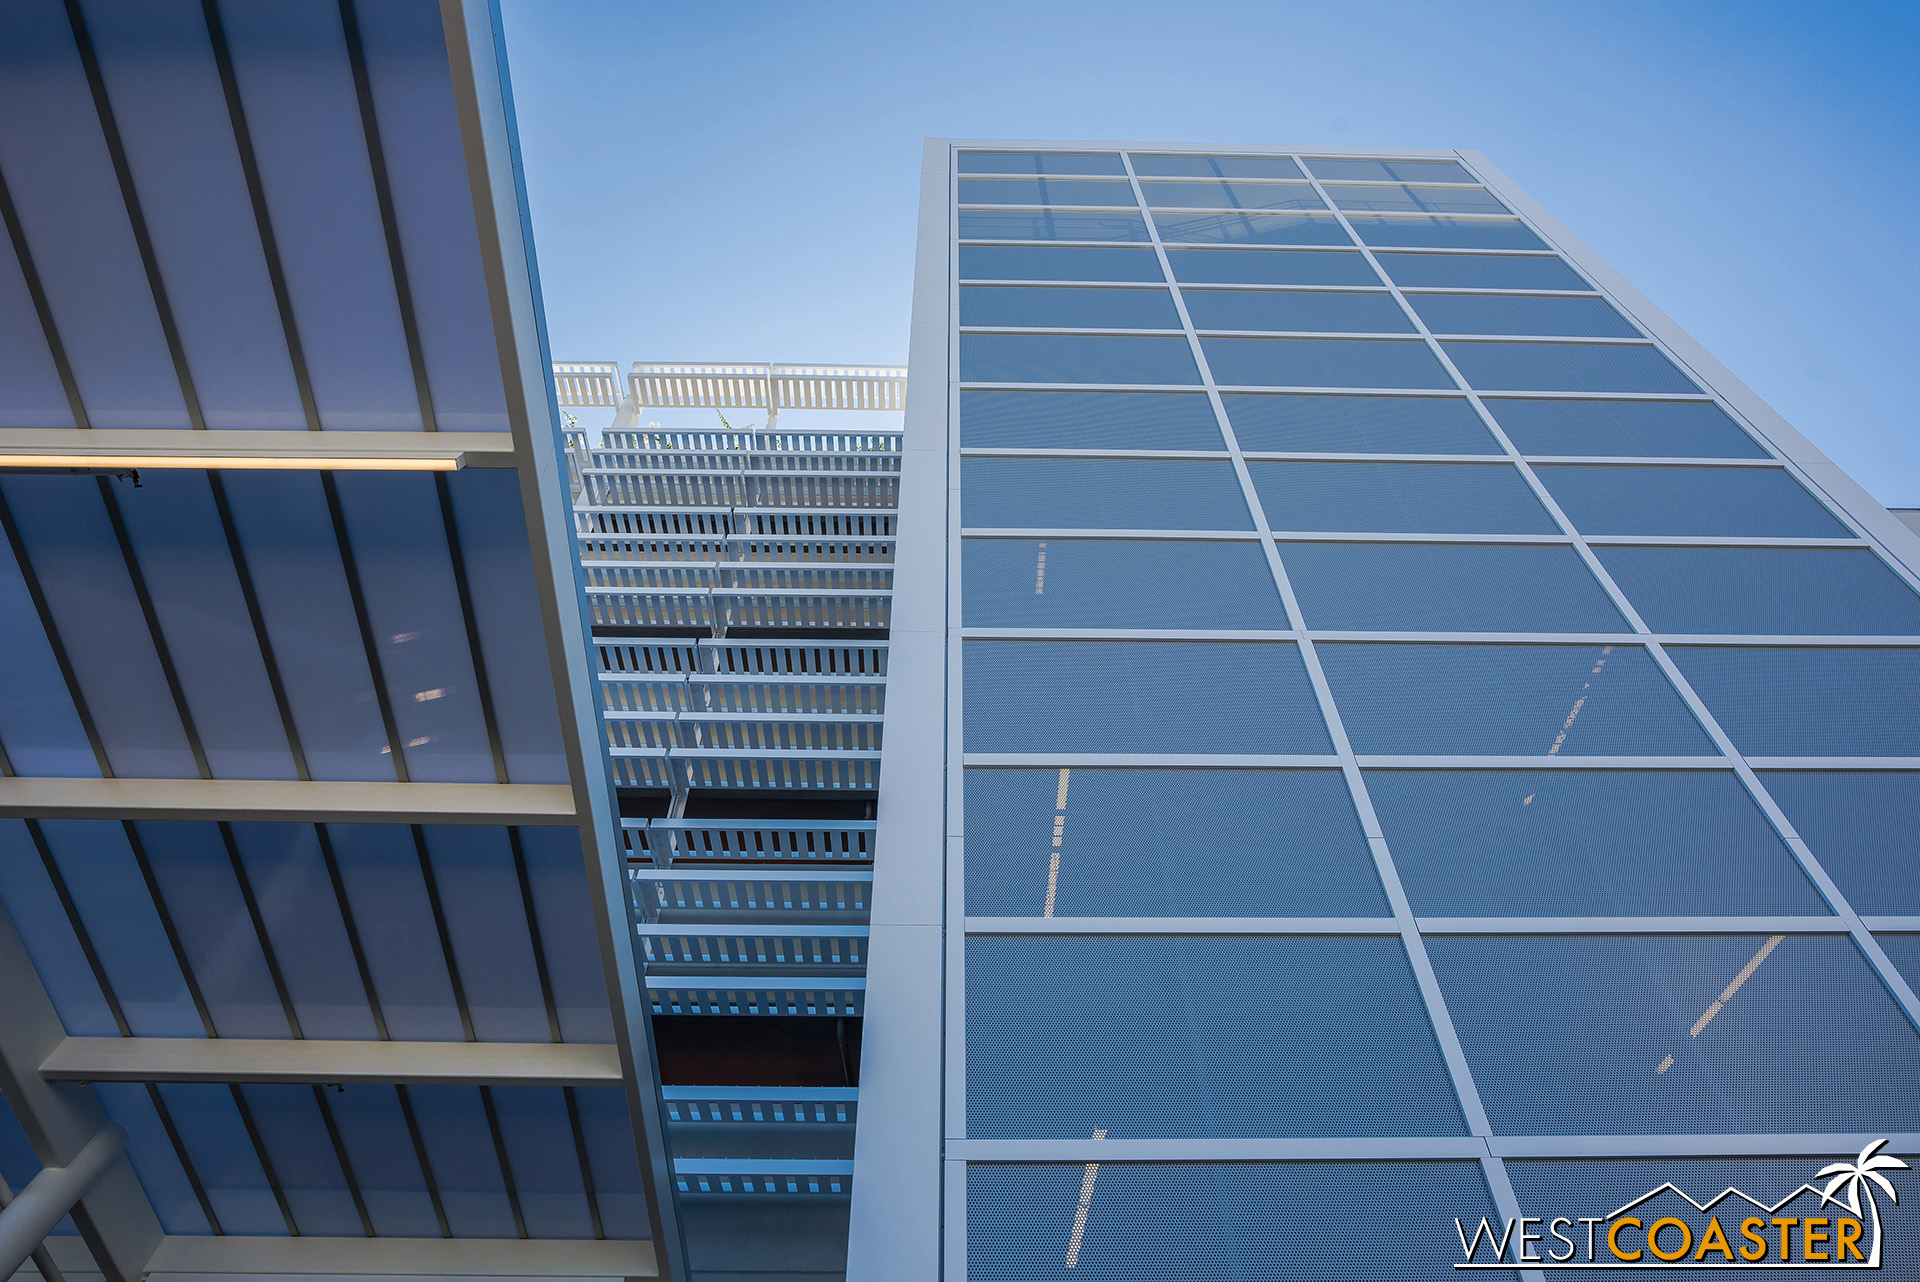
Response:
[[206, 472, 311, 779], [334, 0, 437, 434], [313, 824, 389, 1041], [228, 1083, 298, 1235], [61, 0, 207, 431], [0, 161, 89, 429], [95, 477, 212, 779], [120, 821, 218, 1038], [394, 1084, 452, 1238], [1125, 148, 1531, 1257], [197, 0, 322, 433], [311, 1085, 375, 1237], [215, 822, 303, 1039], [145, 1083, 223, 1236], [320, 473, 408, 780], [0, 489, 111, 777], [437, 473, 510, 783]]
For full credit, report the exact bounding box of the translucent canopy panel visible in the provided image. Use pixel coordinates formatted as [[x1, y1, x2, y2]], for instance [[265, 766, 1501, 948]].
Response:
[[0, 469, 566, 785], [1666, 647, 1920, 756], [1597, 547, 1920, 635], [1367, 770, 1826, 917], [1430, 934, 1920, 1134], [1248, 460, 1558, 534], [1163, 247, 1380, 286], [1137, 181, 1325, 211], [1129, 154, 1303, 180], [1223, 393, 1499, 454], [960, 458, 1250, 530], [1375, 251, 1592, 291], [1483, 398, 1766, 458], [962, 538, 1287, 629], [957, 209, 1151, 241], [963, 767, 1386, 916], [1181, 288, 1414, 334], [1279, 541, 1627, 632], [1318, 643, 1717, 756], [958, 151, 1125, 175], [962, 640, 1331, 753], [1536, 464, 1848, 537], [967, 935, 1463, 1137], [0, 819, 612, 1046], [958, 285, 1182, 330], [958, 389, 1224, 450], [1758, 771, 1920, 913]]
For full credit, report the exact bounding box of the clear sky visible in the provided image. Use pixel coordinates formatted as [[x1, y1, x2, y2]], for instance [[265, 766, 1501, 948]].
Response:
[[498, 0, 1920, 505]]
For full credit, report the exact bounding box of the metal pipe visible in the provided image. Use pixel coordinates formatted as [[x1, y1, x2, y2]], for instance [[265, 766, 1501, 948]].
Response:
[[0, 1124, 126, 1279], [0, 1173, 66, 1282]]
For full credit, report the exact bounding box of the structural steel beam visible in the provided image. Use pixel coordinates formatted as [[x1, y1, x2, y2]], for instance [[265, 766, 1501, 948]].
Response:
[[439, 1, 690, 1276], [0, 907, 161, 1282], [0, 777, 578, 827], [0, 1124, 126, 1280], [40, 1037, 624, 1088], [145, 1235, 655, 1276]]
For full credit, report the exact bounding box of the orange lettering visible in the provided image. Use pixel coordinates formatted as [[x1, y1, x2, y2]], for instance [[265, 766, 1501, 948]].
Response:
[[1836, 1218, 1864, 1261], [1609, 1218, 1643, 1262], [1694, 1216, 1734, 1262], [1803, 1218, 1830, 1262], [1648, 1217, 1693, 1262]]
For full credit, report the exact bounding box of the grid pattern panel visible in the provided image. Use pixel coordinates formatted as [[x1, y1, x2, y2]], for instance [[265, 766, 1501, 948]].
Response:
[[939, 142, 1920, 1277]]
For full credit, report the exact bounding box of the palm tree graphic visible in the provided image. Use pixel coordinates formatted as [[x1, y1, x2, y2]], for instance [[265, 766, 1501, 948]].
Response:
[[1817, 1139, 1909, 1266]]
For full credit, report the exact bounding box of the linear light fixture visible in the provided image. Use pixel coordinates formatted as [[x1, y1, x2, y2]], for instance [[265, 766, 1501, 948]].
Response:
[[0, 429, 519, 472], [0, 453, 460, 471]]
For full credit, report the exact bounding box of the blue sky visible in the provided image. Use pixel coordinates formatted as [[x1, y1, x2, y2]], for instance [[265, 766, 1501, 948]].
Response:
[[498, 0, 1920, 505]]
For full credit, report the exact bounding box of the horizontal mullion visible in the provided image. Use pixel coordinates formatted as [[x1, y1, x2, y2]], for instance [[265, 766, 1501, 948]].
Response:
[[1578, 534, 1861, 548], [1396, 286, 1598, 297], [965, 917, 1396, 935], [958, 325, 1184, 336], [1521, 455, 1784, 467], [959, 628, 1298, 641], [1742, 757, 1920, 770], [1355, 756, 1732, 769], [0, 776, 578, 826], [1864, 916, 1920, 931], [956, 381, 1203, 393], [961, 753, 1341, 767], [960, 916, 1846, 936], [958, 202, 1144, 212], [1426, 333, 1654, 346], [959, 527, 1260, 540], [948, 1134, 1920, 1162], [632, 869, 876, 883], [40, 1036, 622, 1086], [958, 447, 1233, 460]]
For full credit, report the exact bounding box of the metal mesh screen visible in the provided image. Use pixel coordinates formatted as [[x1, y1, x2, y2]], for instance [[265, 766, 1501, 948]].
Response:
[[1537, 464, 1847, 538], [1758, 771, 1920, 914], [960, 458, 1251, 530], [959, 389, 1223, 450], [1598, 547, 1920, 636], [1483, 397, 1765, 458], [1249, 460, 1558, 534], [1666, 647, 1920, 757], [1224, 393, 1497, 454]]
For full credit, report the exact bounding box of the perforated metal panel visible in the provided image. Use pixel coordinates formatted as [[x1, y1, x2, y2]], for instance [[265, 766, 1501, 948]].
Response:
[[1368, 770, 1828, 917], [1318, 643, 1717, 756], [1203, 337, 1454, 389], [1165, 247, 1379, 286], [963, 538, 1286, 629], [969, 1161, 1506, 1280], [1759, 772, 1920, 914], [1599, 547, 1920, 636], [1150, 211, 1353, 246], [1667, 647, 1920, 756], [1442, 341, 1700, 393], [962, 640, 1332, 753], [958, 210, 1151, 241], [1224, 392, 1496, 454], [967, 936, 1463, 1137], [1484, 397, 1765, 458], [1350, 216, 1546, 250], [960, 458, 1251, 530], [1378, 252, 1591, 291], [958, 244, 1165, 281], [960, 389, 1224, 450], [1249, 460, 1557, 534], [1411, 293, 1638, 338], [1279, 541, 1625, 632], [960, 285, 1182, 329], [961, 333, 1202, 384], [1429, 934, 1920, 1134], [1182, 288, 1414, 334], [1538, 464, 1848, 538], [963, 767, 1387, 917]]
